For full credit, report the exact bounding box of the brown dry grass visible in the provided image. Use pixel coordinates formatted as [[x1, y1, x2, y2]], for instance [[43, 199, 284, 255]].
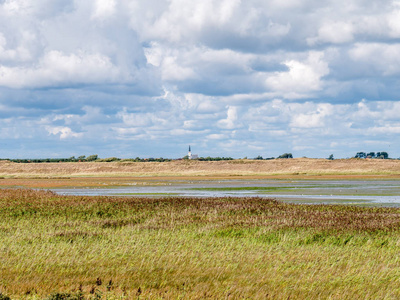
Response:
[[1, 158, 400, 179]]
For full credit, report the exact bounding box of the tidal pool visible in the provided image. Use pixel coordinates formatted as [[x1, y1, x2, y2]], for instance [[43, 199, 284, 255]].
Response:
[[53, 179, 400, 207]]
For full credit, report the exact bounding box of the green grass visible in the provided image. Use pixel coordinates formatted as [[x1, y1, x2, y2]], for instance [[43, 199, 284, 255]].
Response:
[[189, 185, 400, 198], [1, 189, 400, 299]]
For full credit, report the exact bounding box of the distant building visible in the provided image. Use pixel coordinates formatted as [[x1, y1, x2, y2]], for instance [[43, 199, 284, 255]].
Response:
[[188, 145, 198, 160]]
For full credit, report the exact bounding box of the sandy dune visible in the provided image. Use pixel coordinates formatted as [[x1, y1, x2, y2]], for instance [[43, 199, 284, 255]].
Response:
[[1, 158, 400, 178]]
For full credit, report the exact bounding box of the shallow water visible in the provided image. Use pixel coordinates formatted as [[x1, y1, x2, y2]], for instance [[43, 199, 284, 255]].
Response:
[[53, 179, 400, 207]]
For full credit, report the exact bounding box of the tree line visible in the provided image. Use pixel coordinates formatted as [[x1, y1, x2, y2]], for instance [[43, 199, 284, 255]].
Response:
[[5, 155, 99, 163], [3, 155, 169, 163], [2, 155, 233, 163], [2, 152, 394, 163], [254, 153, 293, 160], [354, 152, 389, 159]]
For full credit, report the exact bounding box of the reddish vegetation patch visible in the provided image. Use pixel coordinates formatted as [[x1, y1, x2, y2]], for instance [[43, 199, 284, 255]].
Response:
[[2, 188, 400, 233]]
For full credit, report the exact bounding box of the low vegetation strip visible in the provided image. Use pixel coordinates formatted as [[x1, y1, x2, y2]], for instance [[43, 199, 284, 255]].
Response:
[[1, 189, 400, 299]]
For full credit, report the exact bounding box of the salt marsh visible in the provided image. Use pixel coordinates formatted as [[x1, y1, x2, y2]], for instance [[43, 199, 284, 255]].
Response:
[[54, 179, 400, 207]]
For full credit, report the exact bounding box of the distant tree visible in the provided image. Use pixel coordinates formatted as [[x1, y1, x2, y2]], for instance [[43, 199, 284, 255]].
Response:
[[366, 152, 375, 158], [197, 156, 233, 161], [328, 154, 334, 160], [254, 155, 263, 160], [355, 152, 366, 159], [98, 157, 120, 162], [86, 154, 98, 161], [77, 155, 86, 160], [277, 153, 293, 159], [376, 152, 389, 159]]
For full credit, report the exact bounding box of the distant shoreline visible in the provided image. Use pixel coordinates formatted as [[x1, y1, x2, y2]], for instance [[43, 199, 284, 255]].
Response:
[[1, 158, 400, 178]]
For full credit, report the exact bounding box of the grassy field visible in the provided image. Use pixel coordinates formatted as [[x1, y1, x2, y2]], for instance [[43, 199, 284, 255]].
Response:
[[2, 158, 400, 179], [1, 189, 400, 299]]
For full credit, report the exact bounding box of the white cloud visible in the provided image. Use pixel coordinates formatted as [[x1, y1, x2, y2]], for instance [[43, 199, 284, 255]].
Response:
[[144, 42, 163, 67], [111, 127, 144, 139], [2, 0, 400, 158], [349, 43, 400, 76], [367, 125, 400, 134], [117, 109, 153, 127], [207, 133, 226, 140], [92, 0, 116, 20], [217, 106, 239, 129], [0, 50, 120, 88], [170, 128, 198, 136], [0, 31, 33, 61], [308, 22, 354, 45], [387, 7, 400, 38], [137, 0, 242, 42], [290, 103, 334, 128], [161, 55, 197, 81], [46, 126, 83, 139], [266, 52, 329, 98], [196, 99, 220, 113]]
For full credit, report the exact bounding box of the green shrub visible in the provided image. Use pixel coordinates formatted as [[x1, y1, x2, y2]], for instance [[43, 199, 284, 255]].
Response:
[[86, 155, 98, 161], [97, 157, 120, 162]]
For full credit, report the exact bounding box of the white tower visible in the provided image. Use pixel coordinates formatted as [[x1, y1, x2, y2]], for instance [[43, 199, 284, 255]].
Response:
[[188, 145, 192, 159]]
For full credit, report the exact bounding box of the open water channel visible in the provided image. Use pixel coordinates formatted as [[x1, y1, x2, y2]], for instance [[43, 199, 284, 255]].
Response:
[[54, 179, 400, 207]]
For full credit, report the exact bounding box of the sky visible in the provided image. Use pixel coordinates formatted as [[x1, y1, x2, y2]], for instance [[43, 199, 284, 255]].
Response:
[[1, 0, 400, 159]]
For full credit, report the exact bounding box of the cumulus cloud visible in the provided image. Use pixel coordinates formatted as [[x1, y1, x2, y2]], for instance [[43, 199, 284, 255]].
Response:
[[46, 126, 83, 139], [387, 4, 400, 38], [92, 0, 116, 20], [217, 106, 240, 129], [1, 0, 400, 159], [290, 103, 334, 128], [349, 43, 400, 76], [308, 22, 354, 45], [0, 50, 121, 88], [266, 52, 329, 99]]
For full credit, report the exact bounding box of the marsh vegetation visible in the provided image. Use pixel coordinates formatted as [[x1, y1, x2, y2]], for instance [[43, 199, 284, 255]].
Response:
[[1, 189, 400, 299]]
